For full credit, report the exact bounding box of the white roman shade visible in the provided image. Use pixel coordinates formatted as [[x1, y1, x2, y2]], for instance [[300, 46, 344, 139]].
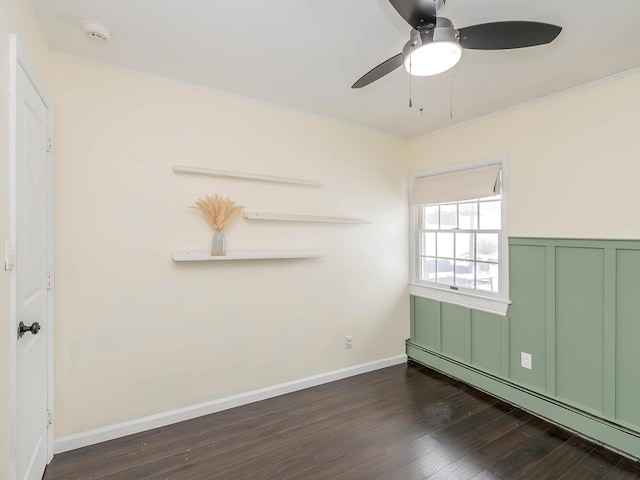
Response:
[[411, 164, 502, 205]]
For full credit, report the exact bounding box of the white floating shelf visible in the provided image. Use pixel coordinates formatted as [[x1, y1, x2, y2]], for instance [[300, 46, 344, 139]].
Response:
[[172, 249, 323, 262], [173, 165, 322, 187], [243, 211, 370, 224]]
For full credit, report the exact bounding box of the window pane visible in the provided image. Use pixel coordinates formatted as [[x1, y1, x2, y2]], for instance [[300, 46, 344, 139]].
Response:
[[437, 232, 454, 258], [421, 206, 439, 229], [476, 262, 499, 292], [459, 202, 478, 229], [420, 257, 437, 282], [420, 232, 436, 256], [479, 201, 501, 229], [455, 261, 475, 288], [476, 233, 499, 262], [436, 258, 454, 285], [439, 204, 457, 230], [455, 233, 474, 260]]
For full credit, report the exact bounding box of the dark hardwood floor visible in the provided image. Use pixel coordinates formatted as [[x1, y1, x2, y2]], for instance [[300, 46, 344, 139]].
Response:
[[44, 363, 640, 479]]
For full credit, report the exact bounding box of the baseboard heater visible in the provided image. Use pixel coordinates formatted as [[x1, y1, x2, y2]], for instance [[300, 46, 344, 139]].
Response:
[[406, 340, 640, 460]]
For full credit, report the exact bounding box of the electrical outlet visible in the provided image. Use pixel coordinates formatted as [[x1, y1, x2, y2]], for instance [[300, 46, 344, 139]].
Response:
[[521, 352, 532, 370], [345, 335, 353, 349]]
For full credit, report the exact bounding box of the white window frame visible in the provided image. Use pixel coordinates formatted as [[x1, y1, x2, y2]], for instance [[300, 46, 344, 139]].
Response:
[[409, 156, 511, 316]]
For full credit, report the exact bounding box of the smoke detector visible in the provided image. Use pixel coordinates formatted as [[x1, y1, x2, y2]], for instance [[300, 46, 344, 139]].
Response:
[[82, 20, 111, 41]]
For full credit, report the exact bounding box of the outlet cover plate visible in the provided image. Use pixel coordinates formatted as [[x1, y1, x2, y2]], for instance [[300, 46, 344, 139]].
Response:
[[521, 352, 532, 370]]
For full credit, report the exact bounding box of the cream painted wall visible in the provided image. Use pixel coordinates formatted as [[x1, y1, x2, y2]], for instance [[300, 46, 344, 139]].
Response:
[[409, 71, 640, 239], [52, 55, 409, 437], [0, 0, 51, 477]]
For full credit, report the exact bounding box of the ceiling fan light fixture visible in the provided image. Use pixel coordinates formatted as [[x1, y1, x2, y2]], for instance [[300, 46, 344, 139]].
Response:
[[351, 3, 562, 89], [403, 41, 462, 76]]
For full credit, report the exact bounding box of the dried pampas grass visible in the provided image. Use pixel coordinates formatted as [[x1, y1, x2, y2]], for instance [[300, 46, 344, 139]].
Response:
[[193, 194, 243, 231]]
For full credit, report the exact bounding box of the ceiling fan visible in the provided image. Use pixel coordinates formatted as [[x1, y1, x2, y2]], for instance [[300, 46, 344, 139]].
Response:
[[352, 0, 562, 88]]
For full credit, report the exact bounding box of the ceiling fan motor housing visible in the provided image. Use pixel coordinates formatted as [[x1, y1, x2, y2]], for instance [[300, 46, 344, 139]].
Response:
[[403, 17, 459, 55]]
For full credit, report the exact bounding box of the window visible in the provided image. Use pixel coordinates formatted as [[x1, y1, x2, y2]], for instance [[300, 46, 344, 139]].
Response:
[[417, 196, 501, 293], [410, 159, 510, 316]]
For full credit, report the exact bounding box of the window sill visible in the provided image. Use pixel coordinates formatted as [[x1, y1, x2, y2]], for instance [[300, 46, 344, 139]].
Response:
[[410, 283, 511, 316]]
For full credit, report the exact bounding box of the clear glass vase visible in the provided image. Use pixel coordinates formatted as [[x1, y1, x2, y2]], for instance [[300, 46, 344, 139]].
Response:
[[212, 230, 226, 256]]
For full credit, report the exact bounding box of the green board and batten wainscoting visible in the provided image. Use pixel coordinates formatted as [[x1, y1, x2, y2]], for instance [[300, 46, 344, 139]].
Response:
[[407, 237, 640, 458]]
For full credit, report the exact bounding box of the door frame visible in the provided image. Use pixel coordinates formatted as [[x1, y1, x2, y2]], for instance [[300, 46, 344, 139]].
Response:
[[8, 35, 55, 477]]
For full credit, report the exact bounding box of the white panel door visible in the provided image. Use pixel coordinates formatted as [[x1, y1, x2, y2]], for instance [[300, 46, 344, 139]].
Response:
[[15, 62, 51, 480]]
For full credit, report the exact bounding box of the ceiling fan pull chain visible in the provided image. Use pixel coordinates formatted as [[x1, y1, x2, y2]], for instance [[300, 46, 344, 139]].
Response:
[[409, 85, 412, 108], [409, 45, 413, 108], [450, 77, 454, 119]]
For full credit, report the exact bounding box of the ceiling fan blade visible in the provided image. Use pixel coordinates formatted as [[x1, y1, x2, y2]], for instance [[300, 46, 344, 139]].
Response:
[[389, 0, 437, 29], [352, 53, 404, 89], [459, 21, 562, 50]]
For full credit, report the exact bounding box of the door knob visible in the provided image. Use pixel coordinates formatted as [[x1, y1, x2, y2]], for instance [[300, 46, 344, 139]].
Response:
[[18, 321, 41, 339]]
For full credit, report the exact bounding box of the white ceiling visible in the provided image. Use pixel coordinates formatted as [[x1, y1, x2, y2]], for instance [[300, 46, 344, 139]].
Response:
[[31, 0, 640, 139]]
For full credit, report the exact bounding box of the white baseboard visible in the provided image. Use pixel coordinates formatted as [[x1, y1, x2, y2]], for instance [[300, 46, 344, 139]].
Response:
[[53, 354, 407, 454]]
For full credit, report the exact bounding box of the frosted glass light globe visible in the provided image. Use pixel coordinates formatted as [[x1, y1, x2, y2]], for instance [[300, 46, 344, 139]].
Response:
[[404, 41, 462, 76]]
